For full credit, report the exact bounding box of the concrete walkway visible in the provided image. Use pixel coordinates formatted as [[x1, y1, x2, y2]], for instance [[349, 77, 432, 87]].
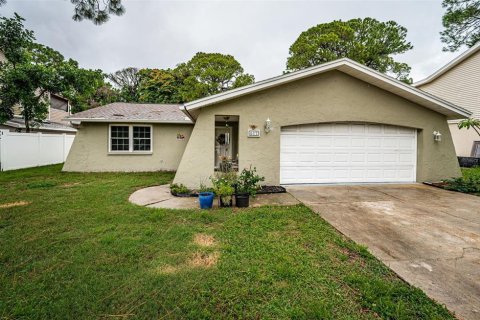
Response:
[[129, 185, 299, 209], [288, 183, 480, 320]]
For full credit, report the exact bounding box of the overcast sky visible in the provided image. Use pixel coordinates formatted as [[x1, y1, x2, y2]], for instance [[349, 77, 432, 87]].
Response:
[[0, 0, 465, 82]]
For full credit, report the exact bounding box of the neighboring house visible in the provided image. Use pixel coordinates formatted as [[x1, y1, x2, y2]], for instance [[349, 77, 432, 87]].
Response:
[[64, 58, 469, 186], [0, 93, 77, 134], [415, 43, 480, 157], [0, 49, 76, 135]]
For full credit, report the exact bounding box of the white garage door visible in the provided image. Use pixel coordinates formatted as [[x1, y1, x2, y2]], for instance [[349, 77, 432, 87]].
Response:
[[280, 123, 417, 184]]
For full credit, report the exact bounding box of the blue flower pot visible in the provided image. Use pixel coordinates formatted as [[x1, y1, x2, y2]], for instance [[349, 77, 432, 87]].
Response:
[[198, 192, 214, 209]]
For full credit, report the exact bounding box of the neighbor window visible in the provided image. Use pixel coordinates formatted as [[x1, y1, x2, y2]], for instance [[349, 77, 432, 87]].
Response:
[[109, 125, 152, 153], [472, 141, 480, 157]]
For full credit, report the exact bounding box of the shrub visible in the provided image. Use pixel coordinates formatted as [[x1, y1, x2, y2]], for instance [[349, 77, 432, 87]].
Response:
[[443, 176, 480, 194], [198, 183, 214, 193], [211, 172, 237, 201], [236, 166, 265, 196], [170, 183, 190, 195]]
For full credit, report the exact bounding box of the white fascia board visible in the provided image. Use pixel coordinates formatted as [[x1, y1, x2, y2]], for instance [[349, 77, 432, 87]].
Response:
[[66, 118, 194, 124]]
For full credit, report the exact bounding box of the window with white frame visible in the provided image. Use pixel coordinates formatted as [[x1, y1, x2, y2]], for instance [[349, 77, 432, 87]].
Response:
[[109, 125, 152, 153]]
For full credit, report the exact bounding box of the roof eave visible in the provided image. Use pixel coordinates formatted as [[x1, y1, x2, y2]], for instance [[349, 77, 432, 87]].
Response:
[[66, 118, 194, 124], [414, 42, 480, 87], [184, 58, 471, 119], [4, 120, 77, 132]]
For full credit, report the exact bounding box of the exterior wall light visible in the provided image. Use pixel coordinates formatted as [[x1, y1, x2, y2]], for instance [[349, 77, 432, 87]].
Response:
[[433, 131, 442, 142], [264, 118, 272, 133]]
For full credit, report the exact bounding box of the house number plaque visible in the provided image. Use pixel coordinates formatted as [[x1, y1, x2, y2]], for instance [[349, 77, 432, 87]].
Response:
[[247, 129, 261, 138]]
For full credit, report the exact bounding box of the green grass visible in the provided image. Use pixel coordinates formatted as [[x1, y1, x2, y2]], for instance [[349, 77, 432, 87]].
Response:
[[0, 165, 454, 319]]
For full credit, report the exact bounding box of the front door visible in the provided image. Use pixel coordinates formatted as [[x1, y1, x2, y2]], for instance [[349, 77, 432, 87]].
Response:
[[215, 126, 233, 168]]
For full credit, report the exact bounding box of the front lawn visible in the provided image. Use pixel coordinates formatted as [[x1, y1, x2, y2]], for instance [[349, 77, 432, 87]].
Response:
[[0, 165, 454, 319]]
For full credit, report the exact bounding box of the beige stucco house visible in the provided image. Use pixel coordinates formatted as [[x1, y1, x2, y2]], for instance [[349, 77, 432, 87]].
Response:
[[64, 58, 470, 186], [415, 43, 480, 157]]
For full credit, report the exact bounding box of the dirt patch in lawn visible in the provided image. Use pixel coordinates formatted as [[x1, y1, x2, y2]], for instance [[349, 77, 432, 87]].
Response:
[[188, 251, 219, 268], [62, 182, 82, 188], [0, 201, 31, 209], [155, 264, 180, 274], [193, 233, 216, 247]]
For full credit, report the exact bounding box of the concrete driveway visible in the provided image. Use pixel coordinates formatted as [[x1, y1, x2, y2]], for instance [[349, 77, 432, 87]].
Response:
[[288, 184, 480, 320]]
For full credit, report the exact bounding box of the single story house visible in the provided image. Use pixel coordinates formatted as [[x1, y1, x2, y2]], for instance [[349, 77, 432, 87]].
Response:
[[64, 58, 470, 187], [63, 103, 193, 172], [415, 42, 480, 157]]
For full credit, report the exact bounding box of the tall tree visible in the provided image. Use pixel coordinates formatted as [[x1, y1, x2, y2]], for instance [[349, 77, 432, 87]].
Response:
[[441, 0, 480, 51], [0, 14, 107, 130], [0, 13, 33, 66], [137, 68, 183, 104], [108, 67, 141, 102], [286, 18, 413, 83], [176, 52, 255, 101], [0, 1, 125, 25]]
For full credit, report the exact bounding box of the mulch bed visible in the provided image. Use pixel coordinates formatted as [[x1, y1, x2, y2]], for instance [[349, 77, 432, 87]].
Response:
[[257, 185, 286, 194], [423, 181, 448, 189]]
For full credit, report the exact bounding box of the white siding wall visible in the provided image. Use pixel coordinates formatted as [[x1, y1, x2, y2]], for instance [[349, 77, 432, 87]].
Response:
[[0, 130, 74, 171], [419, 52, 480, 118]]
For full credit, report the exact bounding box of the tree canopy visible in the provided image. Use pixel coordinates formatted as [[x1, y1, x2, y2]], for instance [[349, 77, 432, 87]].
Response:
[[0, 0, 125, 25], [108, 67, 141, 102], [0, 14, 108, 130], [441, 0, 480, 51], [137, 68, 183, 104], [175, 52, 255, 101], [286, 18, 413, 83], [112, 53, 254, 104]]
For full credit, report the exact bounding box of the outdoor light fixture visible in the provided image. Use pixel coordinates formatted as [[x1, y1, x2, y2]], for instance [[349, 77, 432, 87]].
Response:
[[433, 131, 442, 142], [264, 118, 272, 133]]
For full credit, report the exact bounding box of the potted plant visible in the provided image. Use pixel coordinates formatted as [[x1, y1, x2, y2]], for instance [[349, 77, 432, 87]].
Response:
[[198, 191, 214, 209], [211, 172, 237, 207], [235, 166, 265, 208]]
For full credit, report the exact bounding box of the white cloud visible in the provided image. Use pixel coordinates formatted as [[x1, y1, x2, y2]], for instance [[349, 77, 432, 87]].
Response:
[[0, 0, 469, 82]]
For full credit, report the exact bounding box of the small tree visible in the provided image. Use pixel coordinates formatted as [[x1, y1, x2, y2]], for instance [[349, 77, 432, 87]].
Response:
[[458, 118, 480, 136], [0, 14, 108, 130]]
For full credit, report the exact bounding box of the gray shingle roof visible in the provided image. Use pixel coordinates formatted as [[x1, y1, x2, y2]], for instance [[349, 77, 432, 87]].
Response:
[[67, 103, 192, 123], [5, 117, 76, 132]]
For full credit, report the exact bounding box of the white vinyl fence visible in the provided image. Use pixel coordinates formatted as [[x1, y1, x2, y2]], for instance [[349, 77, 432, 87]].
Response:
[[0, 130, 75, 171]]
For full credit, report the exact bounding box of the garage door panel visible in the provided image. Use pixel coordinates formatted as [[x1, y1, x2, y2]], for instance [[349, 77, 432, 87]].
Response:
[[280, 123, 416, 184]]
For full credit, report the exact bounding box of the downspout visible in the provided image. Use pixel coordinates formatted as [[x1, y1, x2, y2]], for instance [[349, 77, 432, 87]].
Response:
[[182, 104, 196, 123]]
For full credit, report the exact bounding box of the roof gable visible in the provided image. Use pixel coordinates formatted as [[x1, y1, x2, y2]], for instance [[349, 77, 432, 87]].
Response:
[[183, 58, 471, 120], [414, 42, 480, 87]]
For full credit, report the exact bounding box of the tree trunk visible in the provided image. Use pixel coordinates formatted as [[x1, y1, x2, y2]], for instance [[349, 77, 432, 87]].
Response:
[[24, 116, 30, 133]]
